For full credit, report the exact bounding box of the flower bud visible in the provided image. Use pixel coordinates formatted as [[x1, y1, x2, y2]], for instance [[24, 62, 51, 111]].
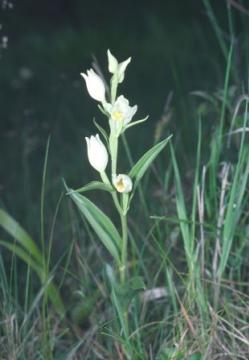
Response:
[[107, 50, 131, 83], [81, 69, 106, 102], [85, 134, 108, 172], [113, 174, 132, 193]]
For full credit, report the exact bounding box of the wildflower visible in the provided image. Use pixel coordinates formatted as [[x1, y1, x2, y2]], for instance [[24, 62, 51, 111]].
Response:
[[81, 69, 106, 102], [113, 174, 132, 193], [105, 95, 137, 136], [85, 134, 108, 172]]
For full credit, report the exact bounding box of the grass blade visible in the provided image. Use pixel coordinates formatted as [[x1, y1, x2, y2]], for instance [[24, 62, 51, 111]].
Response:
[[0, 209, 42, 265]]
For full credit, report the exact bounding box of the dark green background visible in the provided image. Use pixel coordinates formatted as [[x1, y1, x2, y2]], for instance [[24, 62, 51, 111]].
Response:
[[0, 0, 241, 232]]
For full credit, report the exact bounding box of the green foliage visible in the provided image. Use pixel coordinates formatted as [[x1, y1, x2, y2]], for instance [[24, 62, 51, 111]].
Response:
[[129, 135, 172, 190], [2, 2, 249, 358], [0, 209, 64, 315], [68, 181, 114, 194], [170, 145, 192, 264], [67, 190, 122, 263], [0, 209, 42, 265]]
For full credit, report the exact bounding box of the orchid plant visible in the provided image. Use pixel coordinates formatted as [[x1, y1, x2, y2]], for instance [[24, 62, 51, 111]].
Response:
[[66, 50, 171, 340]]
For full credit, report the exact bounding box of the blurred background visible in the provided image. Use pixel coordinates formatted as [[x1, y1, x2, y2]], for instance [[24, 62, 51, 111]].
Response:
[[0, 0, 245, 241]]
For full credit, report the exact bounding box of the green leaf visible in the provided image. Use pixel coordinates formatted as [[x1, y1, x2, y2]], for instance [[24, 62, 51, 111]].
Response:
[[67, 181, 113, 194], [0, 209, 42, 265], [129, 276, 146, 290], [93, 118, 109, 145], [157, 346, 184, 360], [106, 265, 145, 309], [186, 354, 203, 360], [71, 290, 99, 326], [170, 144, 192, 263], [125, 115, 149, 130], [106, 264, 129, 338], [121, 193, 129, 214], [0, 208, 64, 316], [68, 191, 121, 263], [129, 135, 172, 189], [0, 240, 43, 275], [0, 240, 65, 315], [45, 282, 65, 316]]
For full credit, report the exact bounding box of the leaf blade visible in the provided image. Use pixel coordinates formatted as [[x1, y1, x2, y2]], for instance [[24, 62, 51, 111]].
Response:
[[67, 181, 113, 194], [0, 209, 43, 265], [129, 135, 172, 189], [0, 240, 65, 315], [68, 191, 121, 263]]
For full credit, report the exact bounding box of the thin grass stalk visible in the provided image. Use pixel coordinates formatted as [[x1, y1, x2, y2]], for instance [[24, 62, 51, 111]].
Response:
[[120, 212, 128, 285], [202, 0, 228, 60], [218, 101, 249, 278], [191, 118, 202, 255], [213, 162, 230, 309], [197, 165, 206, 276], [40, 136, 53, 359], [208, 42, 233, 223], [170, 143, 193, 273]]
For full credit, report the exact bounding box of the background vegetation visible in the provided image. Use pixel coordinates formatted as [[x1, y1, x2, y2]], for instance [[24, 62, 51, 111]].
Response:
[[1, 0, 249, 359]]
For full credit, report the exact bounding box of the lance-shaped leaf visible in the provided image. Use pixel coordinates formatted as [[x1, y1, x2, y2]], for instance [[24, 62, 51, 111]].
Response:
[[106, 264, 146, 334], [0, 240, 43, 275], [67, 181, 113, 194], [0, 240, 65, 314], [125, 115, 149, 130], [129, 135, 172, 190], [68, 191, 121, 263], [93, 118, 109, 145], [0, 210, 65, 316], [106, 264, 129, 339], [0, 209, 42, 265]]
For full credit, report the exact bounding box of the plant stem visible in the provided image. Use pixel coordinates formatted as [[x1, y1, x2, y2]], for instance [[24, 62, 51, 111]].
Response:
[[110, 134, 118, 176], [111, 74, 118, 104], [100, 171, 123, 215], [120, 212, 128, 284]]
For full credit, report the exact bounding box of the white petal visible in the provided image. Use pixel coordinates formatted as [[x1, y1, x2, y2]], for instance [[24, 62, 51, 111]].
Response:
[[118, 57, 131, 83], [81, 69, 106, 102], [85, 134, 108, 172], [107, 49, 118, 73]]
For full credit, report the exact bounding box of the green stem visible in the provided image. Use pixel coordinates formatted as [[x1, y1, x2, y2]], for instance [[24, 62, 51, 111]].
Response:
[[100, 171, 110, 185], [100, 171, 123, 215], [112, 192, 123, 215], [119, 209, 129, 342], [101, 175, 128, 283], [111, 74, 118, 104], [109, 134, 118, 176], [120, 212, 128, 284]]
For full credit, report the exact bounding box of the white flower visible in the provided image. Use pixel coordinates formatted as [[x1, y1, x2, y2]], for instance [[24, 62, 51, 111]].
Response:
[[85, 134, 108, 172], [113, 174, 132, 193], [107, 50, 131, 83], [81, 69, 106, 102], [105, 95, 137, 136]]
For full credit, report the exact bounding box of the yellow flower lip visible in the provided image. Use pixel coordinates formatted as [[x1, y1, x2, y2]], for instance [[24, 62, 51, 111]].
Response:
[[112, 110, 124, 121], [116, 178, 125, 192], [113, 174, 133, 193]]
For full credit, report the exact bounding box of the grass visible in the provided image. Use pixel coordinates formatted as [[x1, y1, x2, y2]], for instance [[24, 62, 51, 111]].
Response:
[[1, 2, 249, 359]]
